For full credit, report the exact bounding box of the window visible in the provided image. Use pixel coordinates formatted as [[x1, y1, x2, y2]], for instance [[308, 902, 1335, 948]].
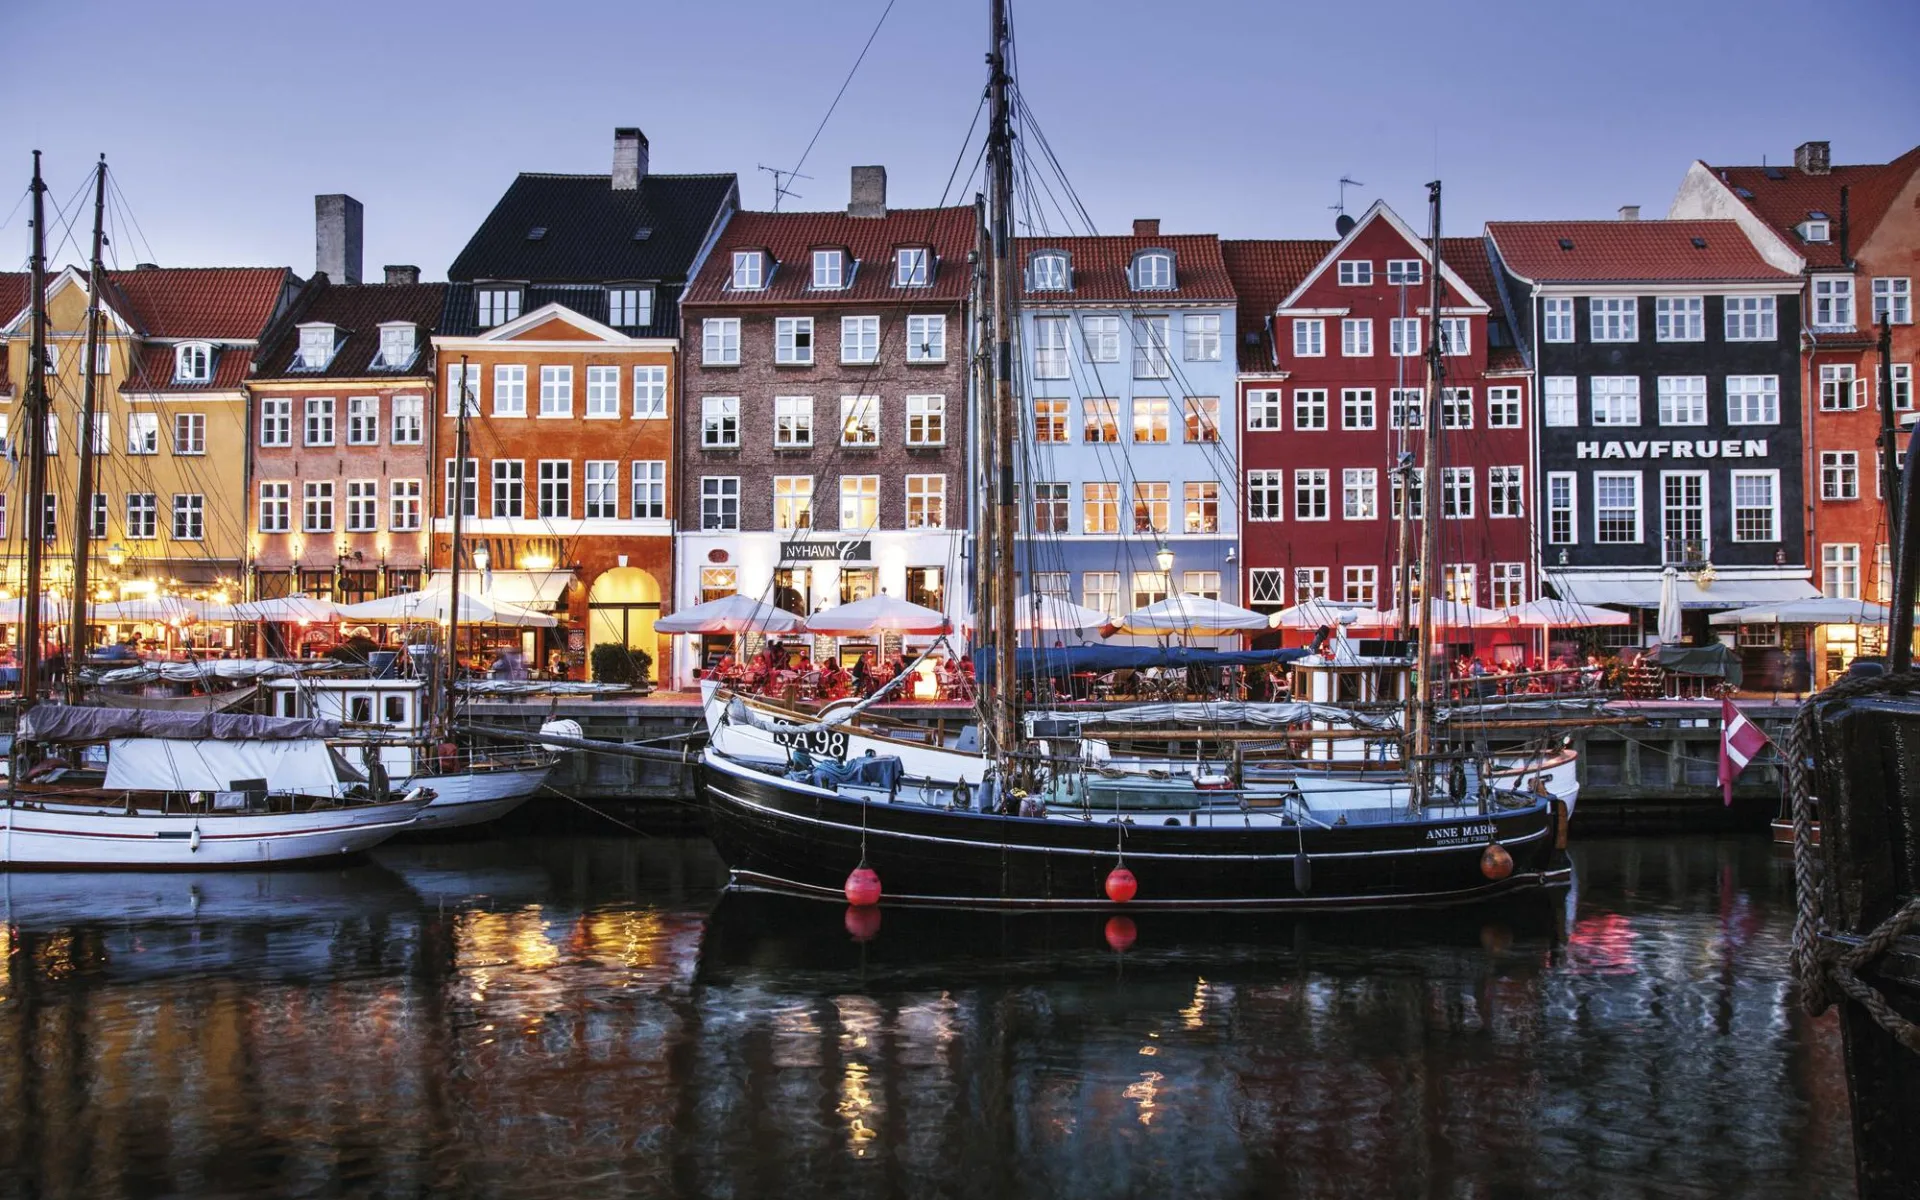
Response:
[[538, 460, 571, 518], [1341, 318, 1373, 357], [1294, 568, 1330, 603], [1132, 482, 1170, 533], [633, 366, 667, 419], [44, 414, 57, 456], [840, 395, 880, 446], [1127, 571, 1169, 609], [1034, 397, 1070, 443], [1135, 317, 1172, 377], [703, 318, 741, 365], [1183, 314, 1220, 360], [906, 475, 946, 529], [896, 248, 930, 287], [775, 395, 814, 447], [346, 396, 378, 444], [1247, 470, 1284, 521], [491, 365, 526, 416], [1822, 451, 1859, 501], [1337, 260, 1372, 286], [1292, 319, 1325, 357], [1081, 315, 1120, 362], [171, 494, 204, 541], [1390, 388, 1425, 429], [731, 250, 765, 290], [39, 345, 56, 375], [1032, 316, 1069, 378], [1031, 573, 1071, 600], [702, 397, 740, 448], [772, 475, 814, 531], [1822, 543, 1861, 599], [1442, 466, 1474, 519], [1182, 572, 1222, 601], [1544, 377, 1578, 427], [1294, 468, 1329, 521], [390, 479, 422, 531], [701, 477, 740, 530], [585, 366, 620, 417], [301, 481, 333, 533], [538, 366, 572, 416], [1591, 297, 1638, 341], [1657, 376, 1707, 426], [1489, 466, 1523, 518], [1662, 471, 1707, 564], [1084, 482, 1120, 534], [1246, 390, 1282, 431], [1440, 388, 1473, 428], [491, 460, 524, 517], [1293, 389, 1328, 431], [1344, 566, 1378, 607], [907, 314, 946, 362], [444, 458, 477, 518], [1725, 295, 1777, 341], [164, 412, 206, 455], [476, 288, 521, 326], [1727, 375, 1780, 424], [1084, 397, 1120, 442], [775, 317, 814, 365], [346, 479, 378, 532], [126, 492, 156, 540], [1491, 563, 1526, 610], [1030, 252, 1068, 290], [1389, 317, 1420, 357], [1873, 278, 1912, 325], [1343, 468, 1377, 520], [1030, 483, 1069, 533], [1487, 386, 1522, 428], [1183, 482, 1219, 534], [175, 342, 213, 382], [1084, 571, 1121, 616], [839, 475, 879, 530], [907, 394, 945, 445], [607, 287, 653, 327], [1248, 568, 1285, 608], [1592, 377, 1641, 426], [1132, 397, 1170, 443], [811, 250, 844, 290], [1803, 220, 1830, 243], [1341, 388, 1375, 430], [1655, 296, 1704, 342], [304, 397, 335, 445], [373, 324, 417, 370], [89, 342, 110, 374], [1439, 317, 1470, 356], [1386, 260, 1422, 286], [1133, 251, 1172, 290], [258, 482, 291, 533], [1892, 364, 1913, 411], [1543, 297, 1575, 343], [1594, 473, 1641, 543], [1813, 277, 1854, 330], [1820, 364, 1862, 411], [631, 461, 667, 519], [259, 397, 291, 446], [128, 411, 160, 454], [1442, 564, 1477, 605]]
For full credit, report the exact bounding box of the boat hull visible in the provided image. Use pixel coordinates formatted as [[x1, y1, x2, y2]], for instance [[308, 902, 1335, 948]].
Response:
[[401, 764, 551, 830], [700, 750, 1563, 911], [0, 797, 427, 869]]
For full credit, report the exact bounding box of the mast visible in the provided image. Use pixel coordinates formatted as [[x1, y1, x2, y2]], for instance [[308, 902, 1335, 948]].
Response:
[[440, 353, 471, 729], [66, 156, 107, 704], [971, 193, 993, 704], [1394, 279, 1414, 638], [20, 152, 50, 708], [985, 0, 1019, 770], [1877, 317, 1900, 550], [1410, 180, 1445, 809]]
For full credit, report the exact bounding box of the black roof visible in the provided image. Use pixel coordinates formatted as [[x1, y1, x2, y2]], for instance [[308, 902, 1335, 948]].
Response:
[[437, 281, 688, 339], [446, 172, 737, 286], [255, 277, 446, 379]]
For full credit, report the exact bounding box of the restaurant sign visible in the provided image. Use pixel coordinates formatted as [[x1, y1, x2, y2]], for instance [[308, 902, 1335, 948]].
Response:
[[781, 540, 872, 562], [1575, 439, 1768, 461]]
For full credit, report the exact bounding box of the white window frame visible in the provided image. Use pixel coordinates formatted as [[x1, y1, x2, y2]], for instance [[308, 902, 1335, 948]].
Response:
[[907, 394, 946, 446], [1341, 387, 1375, 431], [1389, 317, 1420, 357], [1337, 260, 1372, 286], [491, 459, 524, 518], [492, 364, 527, 416], [840, 394, 880, 446], [1727, 375, 1781, 425], [1593, 471, 1642, 544], [1183, 313, 1221, 361], [1442, 466, 1474, 520], [1487, 386, 1523, 429], [906, 474, 947, 530], [731, 250, 765, 290], [1134, 316, 1172, 378], [1293, 468, 1330, 522], [1872, 277, 1912, 326], [584, 366, 621, 419], [1292, 388, 1327, 432], [301, 481, 334, 534], [1656, 376, 1707, 426], [907, 314, 947, 362], [1439, 317, 1470, 356], [1344, 565, 1378, 607], [1132, 396, 1171, 444], [811, 249, 845, 290], [1725, 295, 1777, 341], [1246, 389, 1282, 431], [632, 461, 667, 520], [1132, 251, 1173, 290], [1081, 315, 1119, 362], [1032, 316, 1070, 379], [1341, 318, 1372, 357], [1590, 297, 1639, 342], [702, 318, 741, 366], [172, 493, 205, 541], [346, 395, 379, 445], [1386, 259, 1422, 286], [1247, 470, 1284, 522], [389, 479, 422, 532], [304, 396, 335, 446], [633, 366, 668, 419], [1655, 296, 1704, 342], [896, 248, 931, 287], [258, 481, 291, 534], [1591, 376, 1641, 427], [1813, 276, 1855, 330], [1730, 470, 1781, 543], [1542, 297, 1574, 343], [1823, 543, 1861, 600], [1821, 451, 1860, 501], [701, 476, 740, 531], [258, 398, 291, 447], [1489, 465, 1523, 519], [839, 474, 879, 531], [702, 396, 740, 448], [772, 474, 814, 532], [538, 365, 573, 417], [776, 316, 815, 365], [1342, 467, 1377, 520], [345, 478, 378, 533], [1030, 253, 1068, 291], [774, 395, 815, 448], [1292, 319, 1324, 358], [128, 411, 160, 455]]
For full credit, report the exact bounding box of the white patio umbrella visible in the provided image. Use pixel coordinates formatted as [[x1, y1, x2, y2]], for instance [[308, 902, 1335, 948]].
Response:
[[0, 594, 80, 622], [232, 594, 345, 623], [1267, 599, 1393, 630], [1504, 597, 1632, 627], [1117, 595, 1270, 636], [1708, 597, 1895, 626], [967, 593, 1110, 633], [804, 594, 950, 635], [655, 593, 803, 634], [1410, 598, 1516, 628], [336, 588, 557, 628], [1656, 566, 1683, 644], [94, 596, 238, 623]]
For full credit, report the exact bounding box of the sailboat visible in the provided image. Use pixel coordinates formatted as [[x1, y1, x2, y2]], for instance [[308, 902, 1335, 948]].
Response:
[[693, 5, 1570, 909]]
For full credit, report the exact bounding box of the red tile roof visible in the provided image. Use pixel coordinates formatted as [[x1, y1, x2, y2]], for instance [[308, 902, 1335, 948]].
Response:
[[121, 345, 254, 393], [1486, 220, 1793, 284], [100, 267, 292, 339], [1220, 239, 1329, 370], [1704, 146, 1920, 270], [1016, 234, 1234, 303], [1442, 236, 1506, 320], [684, 207, 976, 306], [0, 272, 19, 394]]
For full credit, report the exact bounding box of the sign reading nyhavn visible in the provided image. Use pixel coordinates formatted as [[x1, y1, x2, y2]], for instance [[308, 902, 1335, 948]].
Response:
[[781, 540, 872, 562]]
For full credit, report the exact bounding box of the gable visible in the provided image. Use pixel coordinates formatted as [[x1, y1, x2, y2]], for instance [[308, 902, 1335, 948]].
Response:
[[461, 301, 633, 346], [510, 316, 603, 342], [1, 267, 139, 337], [1278, 202, 1490, 313]]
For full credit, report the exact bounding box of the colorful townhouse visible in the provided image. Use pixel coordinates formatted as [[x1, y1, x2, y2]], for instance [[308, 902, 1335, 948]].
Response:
[[436, 127, 737, 682], [247, 196, 443, 609], [1012, 222, 1240, 623], [676, 169, 972, 684], [1223, 202, 1533, 641]]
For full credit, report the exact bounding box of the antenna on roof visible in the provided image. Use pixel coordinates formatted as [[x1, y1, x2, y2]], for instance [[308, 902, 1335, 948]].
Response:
[[757, 164, 812, 212], [1330, 176, 1365, 219]]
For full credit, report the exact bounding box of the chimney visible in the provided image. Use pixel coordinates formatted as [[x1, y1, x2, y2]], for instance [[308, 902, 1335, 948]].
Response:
[[134, 262, 158, 271], [384, 264, 420, 286], [1133, 218, 1160, 237], [849, 166, 888, 218], [315, 194, 363, 285], [1795, 140, 1831, 175], [1617, 205, 1640, 222], [612, 127, 648, 190]]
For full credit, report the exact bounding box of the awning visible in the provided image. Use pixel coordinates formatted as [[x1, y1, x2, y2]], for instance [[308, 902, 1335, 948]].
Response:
[[1546, 572, 1819, 611], [424, 569, 572, 608]]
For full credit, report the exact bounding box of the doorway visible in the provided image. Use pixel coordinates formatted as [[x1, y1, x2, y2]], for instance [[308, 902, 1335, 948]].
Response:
[[588, 567, 662, 683]]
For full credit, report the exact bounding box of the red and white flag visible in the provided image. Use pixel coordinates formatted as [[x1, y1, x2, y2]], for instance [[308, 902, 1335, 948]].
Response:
[[1719, 698, 1770, 807]]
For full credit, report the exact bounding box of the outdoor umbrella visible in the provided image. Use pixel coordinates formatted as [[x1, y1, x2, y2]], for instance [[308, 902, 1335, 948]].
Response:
[[1116, 595, 1270, 636], [1656, 566, 1683, 644], [1267, 599, 1392, 630], [0, 594, 80, 622], [337, 588, 557, 627], [804, 594, 950, 635], [1410, 598, 1515, 628], [1707, 597, 1895, 626], [655, 593, 803, 634], [1503, 597, 1632, 627], [94, 596, 238, 623], [967, 593, 1110, 633], [232, 594, 346, 623]]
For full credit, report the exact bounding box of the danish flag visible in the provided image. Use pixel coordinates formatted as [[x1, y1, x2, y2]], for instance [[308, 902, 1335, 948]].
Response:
[[1719, 698, 1771, 807]]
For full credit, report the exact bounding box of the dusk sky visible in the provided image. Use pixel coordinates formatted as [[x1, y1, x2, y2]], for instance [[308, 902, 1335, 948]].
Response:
[[3, 0, 1915, 278]]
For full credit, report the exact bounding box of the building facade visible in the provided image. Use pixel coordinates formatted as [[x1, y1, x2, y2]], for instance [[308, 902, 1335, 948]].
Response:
[[675, 169, 972, 685]]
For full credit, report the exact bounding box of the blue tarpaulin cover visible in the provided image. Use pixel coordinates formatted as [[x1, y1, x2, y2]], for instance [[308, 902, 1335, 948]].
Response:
[[973, 645, 1307, 685], [795, 754, 905, 792]]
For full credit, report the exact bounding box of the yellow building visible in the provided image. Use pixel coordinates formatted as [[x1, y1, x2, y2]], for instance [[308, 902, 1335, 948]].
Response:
[[0, 266, 297, 604]]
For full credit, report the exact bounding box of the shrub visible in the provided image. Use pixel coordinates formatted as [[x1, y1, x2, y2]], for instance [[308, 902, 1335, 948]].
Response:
[[590, 644, 653, 685]]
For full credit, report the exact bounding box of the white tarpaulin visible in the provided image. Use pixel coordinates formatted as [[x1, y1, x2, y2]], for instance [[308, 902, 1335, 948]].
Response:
[[104, 738, 344, 794]]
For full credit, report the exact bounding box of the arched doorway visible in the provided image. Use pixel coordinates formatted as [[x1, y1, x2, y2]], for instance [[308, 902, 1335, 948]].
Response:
[[587, 567, 661, 683]]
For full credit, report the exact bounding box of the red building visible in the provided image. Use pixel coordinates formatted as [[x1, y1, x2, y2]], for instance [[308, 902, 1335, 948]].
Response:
[[1224, 202, 1533, 654]]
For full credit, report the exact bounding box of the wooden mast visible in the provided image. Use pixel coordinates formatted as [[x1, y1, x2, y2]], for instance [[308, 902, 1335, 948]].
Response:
[[66, 156, 108, 703], [985, 0, 1019, 772], [440, 353, 472, 728], [1410, 180, 1445, 808], [20, 152, 50, 709]]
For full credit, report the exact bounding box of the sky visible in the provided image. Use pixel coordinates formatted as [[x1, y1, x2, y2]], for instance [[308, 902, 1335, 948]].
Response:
[[2, 0, 1916, 279]]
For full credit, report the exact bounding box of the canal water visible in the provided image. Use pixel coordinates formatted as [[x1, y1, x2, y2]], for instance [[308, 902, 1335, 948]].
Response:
[[0, 835, 1853, 1198]]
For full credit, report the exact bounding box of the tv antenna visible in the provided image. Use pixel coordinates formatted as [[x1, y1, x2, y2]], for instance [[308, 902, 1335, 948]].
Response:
[[757, 164, 812, 211], [1330, 176, 1365, 218]]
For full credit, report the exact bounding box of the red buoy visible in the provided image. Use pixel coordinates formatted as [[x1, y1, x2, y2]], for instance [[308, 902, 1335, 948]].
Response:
[[1104, 916, 1137, 952], [1105, 865, 1138, 904], [845, 865, 883, 907], [1480, 842, 1514, 882], [844, 905, 882, 942]]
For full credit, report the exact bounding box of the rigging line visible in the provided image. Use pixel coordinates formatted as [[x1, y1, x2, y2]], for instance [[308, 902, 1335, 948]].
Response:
[[104, 173, 157, 266], [0, 184, 30, 240], [784, 0, 900, 191]]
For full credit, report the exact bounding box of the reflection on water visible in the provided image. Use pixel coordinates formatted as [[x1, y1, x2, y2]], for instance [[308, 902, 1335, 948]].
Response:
[[0, 837, 1852, 1198]]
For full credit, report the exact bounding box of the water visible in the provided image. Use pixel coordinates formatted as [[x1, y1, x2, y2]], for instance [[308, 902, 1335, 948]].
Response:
[[0, 835, 1854, 1199]]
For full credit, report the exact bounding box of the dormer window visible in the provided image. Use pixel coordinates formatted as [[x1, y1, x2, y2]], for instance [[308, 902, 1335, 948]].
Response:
[[174, 341, 213, 383], [731, 250, 766, 290], [476, 287, 521, 327], [812, 249, 847, 290], [1132, 251, 1173, 291], [1801, 215, 1831, 243], [895, 248, 930, 287], [1030, 252, 1069, 291], [607, 286, 653, 327], [374, 323, 418, 370], [295, 325, 336, 371]]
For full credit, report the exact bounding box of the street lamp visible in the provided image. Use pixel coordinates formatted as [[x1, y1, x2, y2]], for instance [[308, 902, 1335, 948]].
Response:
[[106, 542, 126, 570], [1155, 544, 1174, 575]]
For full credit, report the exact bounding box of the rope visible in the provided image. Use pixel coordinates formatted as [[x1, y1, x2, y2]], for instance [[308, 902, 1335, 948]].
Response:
[[1785, 669, 1920, 1053]]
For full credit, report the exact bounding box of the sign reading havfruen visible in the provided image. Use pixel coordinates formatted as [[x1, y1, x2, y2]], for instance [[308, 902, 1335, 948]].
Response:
[[1575, 438, 1769, 461], [781, 540, 872, 562]]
